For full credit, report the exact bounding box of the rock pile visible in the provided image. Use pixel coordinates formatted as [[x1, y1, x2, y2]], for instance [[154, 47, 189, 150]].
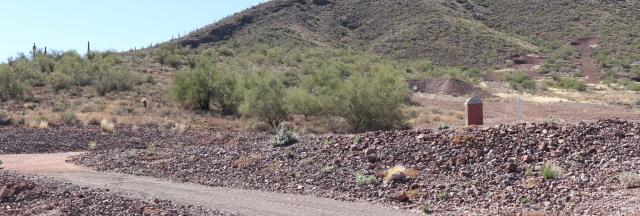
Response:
[[3, 120, 638, 214], [0, 171, 232, 215], [69, 119, 640, 214]]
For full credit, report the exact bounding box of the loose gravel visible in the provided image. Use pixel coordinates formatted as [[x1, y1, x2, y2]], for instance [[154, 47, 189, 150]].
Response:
[[3, 119, 640, 215], [0, 171, 233, 216]]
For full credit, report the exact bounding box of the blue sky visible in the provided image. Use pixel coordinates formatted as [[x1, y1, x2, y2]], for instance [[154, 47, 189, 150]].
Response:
[[0, 0, 268, 61]]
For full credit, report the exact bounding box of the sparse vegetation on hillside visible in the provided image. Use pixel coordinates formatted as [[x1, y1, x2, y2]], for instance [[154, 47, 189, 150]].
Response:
[[503, 72, 536, 91], [168, 45, 421, 132], [553, 76, 587, 91], [0, 50, 141, 99]]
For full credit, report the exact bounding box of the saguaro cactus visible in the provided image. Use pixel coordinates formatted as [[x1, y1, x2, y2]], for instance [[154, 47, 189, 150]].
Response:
[[32, 43, 37, 59], [87, 41, 91, 57]]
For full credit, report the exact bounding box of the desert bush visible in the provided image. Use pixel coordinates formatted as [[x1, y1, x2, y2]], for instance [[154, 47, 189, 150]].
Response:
[[542, 163, 563, 180], [0, 64, 28, 101], [34, 55, 56, 73], [333, 65, 409, 132], [555, 77, 587, 91], [270, 127, 299, 147], [437, 123, 450, 130], [100, 119, 115, 132], [240, 73, 288, 128], [88, 141, 97, 151], [618, 172, 640, 189], [60, 112, 78, 125], [437, 191, 449, 201], [171, 58, 241, 114], [96, 68, 139, 96], [284, 88, 323, 117], [355, 173, 377, 186], [28, 120, 49, 129], [420, 204, 432, 214], [625, 82, 640, 91], [503, 72, 536, 90], [48, 72, 73, 91], [0, 111, 11, 126], [57, 51, 93, 86], [171, 66, 213, 110], [154, 44, 183, 68]]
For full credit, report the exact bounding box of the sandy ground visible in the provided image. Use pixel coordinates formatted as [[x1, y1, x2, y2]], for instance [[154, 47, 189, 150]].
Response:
[[410, 92, 640, 129]]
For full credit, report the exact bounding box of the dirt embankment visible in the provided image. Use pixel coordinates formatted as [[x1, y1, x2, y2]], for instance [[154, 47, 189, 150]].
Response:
[[508, 55, 543, 77], [409, 77, 487, 97], [571, 37, 602, 83]]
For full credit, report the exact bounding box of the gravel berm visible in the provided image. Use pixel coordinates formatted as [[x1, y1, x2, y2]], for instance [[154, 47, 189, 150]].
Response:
[[3, 119, 640, 215], [0, 171, 233, 216]]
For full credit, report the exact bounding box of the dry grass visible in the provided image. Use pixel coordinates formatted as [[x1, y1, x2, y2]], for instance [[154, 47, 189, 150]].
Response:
[[100, 119, 115, 132], [383, 165, 419, 184], [405, 106, 463, 129], [618, 172, 640, 189], [520, 211, 546, 216], [27, 120, 49, 129]]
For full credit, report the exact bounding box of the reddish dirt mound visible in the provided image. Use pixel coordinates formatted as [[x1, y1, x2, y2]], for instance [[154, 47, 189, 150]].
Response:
[[409, 77, 484, 96], [571, 37, 601, 83], [508, 55, 543, 77]]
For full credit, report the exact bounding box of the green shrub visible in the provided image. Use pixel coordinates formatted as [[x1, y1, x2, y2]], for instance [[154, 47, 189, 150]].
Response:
[[437, 123, 450, 130], [270, 127, 299, 147], [625, 82, 640, 91], [171, 66, 213, 110], [285, 88, 322, 117], [96, 68, 139, 96], [88, 141, 97, 151], [154, 45, 183, 68], [57, 52, 93, 86], [437, 192, 449, 201], [420, 204, 432, 214], [555, 77, 587, 91], [618, 172, 640, 189], [524, 166, 534, 176], [355, 173, 376, 186], [171, 58, 241, 113], [240, 73, 289, 128], [334, 65, 409, 132], [503, 72, 536, 90], [0, 65, 27, 101], [48, 72, 73, 91], [542, 163, 563, 180]]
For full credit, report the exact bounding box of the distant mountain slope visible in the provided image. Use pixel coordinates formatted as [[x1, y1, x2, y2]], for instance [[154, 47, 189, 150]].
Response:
[[174, 0, 640, 75]]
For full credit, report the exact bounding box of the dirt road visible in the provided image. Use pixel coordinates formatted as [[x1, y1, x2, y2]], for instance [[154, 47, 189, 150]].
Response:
[[0, 152, 419, 216], [573, 37, 601, 83]]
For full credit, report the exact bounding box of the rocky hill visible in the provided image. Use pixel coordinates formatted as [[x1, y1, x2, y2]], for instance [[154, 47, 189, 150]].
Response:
[[174, 0, 640, 77]]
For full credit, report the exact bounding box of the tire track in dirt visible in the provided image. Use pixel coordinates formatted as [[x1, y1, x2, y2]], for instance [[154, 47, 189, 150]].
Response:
[[572, 37, 601, 83]]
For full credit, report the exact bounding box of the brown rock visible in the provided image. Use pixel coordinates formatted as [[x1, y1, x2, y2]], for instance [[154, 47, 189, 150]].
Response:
[[393, 191, 410, 202], [505, 163, 518, 173], [390, 172, 407, 183], [0, 185, 10, 200]]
